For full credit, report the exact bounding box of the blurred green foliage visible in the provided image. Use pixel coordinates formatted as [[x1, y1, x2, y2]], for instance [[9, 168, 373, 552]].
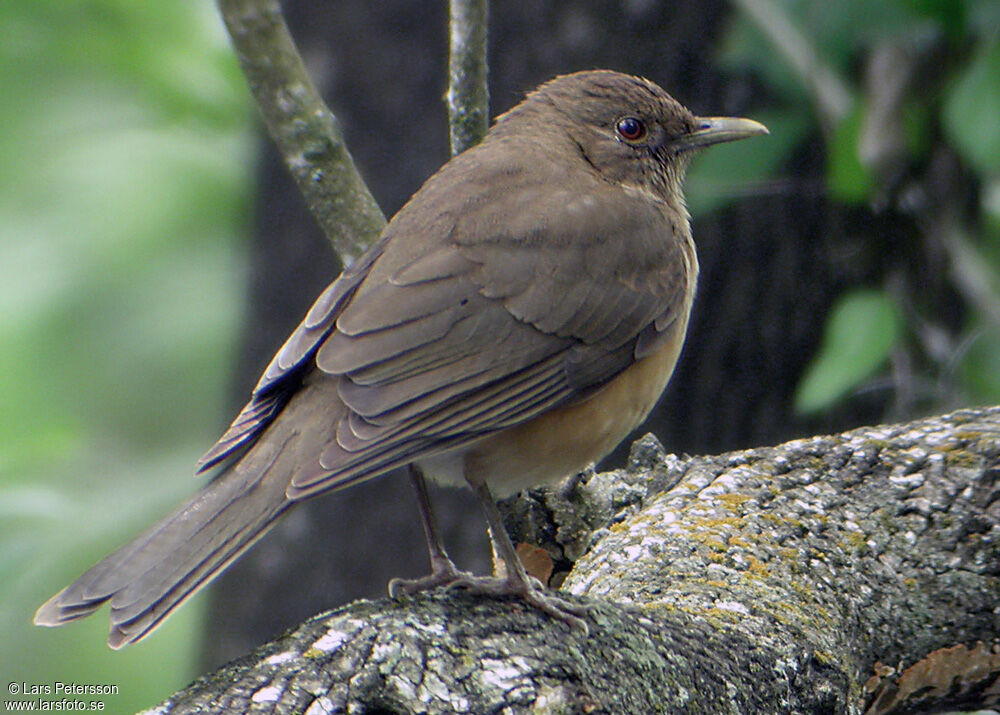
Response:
[[0, 0, 252, 711], [795, 289, 902, 413], [700, 0, 1000, 415]]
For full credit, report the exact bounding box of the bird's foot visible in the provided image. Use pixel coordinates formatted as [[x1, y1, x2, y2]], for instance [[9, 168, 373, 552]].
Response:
[[388, 557, 475, 599], [446, 572, 589, 634], [390, 561, 589, 633]]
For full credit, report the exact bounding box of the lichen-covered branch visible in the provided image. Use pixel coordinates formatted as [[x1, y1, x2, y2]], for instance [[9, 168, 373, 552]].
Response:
[[151, 407, 1000, 714], [217, 0, 386, 265], [447, 0, 489, 155]]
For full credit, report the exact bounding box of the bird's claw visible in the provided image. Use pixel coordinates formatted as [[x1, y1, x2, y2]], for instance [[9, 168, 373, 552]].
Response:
[[392, 569, 589, 634]]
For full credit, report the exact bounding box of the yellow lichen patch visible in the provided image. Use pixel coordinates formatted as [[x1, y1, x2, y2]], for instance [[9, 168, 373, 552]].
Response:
[[672, 604, 746, 628], [789, 581, 813, 599], [745, 555, 769, 576], [713, 493, 754, 511], [844, 531, 869, 554], [944, 449, 981, 468], [691, 516, 744, 530], [948, 430, 984, 443], [698, 607, 747, 624], [690, 533, 728, 551], [813, 649, 835, 665]]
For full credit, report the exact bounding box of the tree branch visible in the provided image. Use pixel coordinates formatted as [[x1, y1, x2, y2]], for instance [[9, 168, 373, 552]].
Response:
[[153, 406, 1000, 714], [447, 0, 489, 155], [217, 0, 386, 265]]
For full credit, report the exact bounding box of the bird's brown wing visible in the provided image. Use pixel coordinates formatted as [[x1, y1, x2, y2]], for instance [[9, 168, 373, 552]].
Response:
[[196, 241, 383, 470], [297, 174, 691, 494], [200, 152, 691, 498]]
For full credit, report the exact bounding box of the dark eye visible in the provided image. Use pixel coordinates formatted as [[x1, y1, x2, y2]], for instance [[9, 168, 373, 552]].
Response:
[[615, 116, 646, 141]]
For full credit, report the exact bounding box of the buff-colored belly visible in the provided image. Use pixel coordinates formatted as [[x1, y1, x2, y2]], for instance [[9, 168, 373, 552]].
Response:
[[445, 322, 688, 497]]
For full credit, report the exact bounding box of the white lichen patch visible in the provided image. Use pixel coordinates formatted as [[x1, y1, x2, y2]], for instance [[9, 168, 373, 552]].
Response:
[[794, 499, 823, 514], [251, 685, 284, 703], [623, 544, 644, 561], [372, 636, 402, 660], [479, 657, 528, 691], [388, 671, 417, 701], [566, 568, 598, 595], [312, 628, 351, 653], [714, 599, 750, 615], [419, 670, 468, 711], [699, 468, 748, 497], [408, 619, 447, 637], [264, 650, 298, 666], [889, 472, 925, 488], [861, 427, 893, 441]]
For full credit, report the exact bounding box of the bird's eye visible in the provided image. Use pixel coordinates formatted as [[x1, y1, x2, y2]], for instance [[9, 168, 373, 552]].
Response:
[[615, 116, 646, 142]]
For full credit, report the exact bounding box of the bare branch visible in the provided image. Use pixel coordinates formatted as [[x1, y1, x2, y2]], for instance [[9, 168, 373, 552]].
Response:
[[447, 0, 489, 155], [217, 0, 386, 265]]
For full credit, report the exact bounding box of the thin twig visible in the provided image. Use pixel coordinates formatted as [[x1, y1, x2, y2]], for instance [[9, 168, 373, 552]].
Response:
[[447, 0, 489, 156], [217, 0, 386, 266], [731, 0, 852, 130], [939, 219, 1000, 331]]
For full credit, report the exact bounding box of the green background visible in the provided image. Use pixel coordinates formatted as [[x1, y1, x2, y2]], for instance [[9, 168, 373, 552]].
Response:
[[1, 2, 252, 711]]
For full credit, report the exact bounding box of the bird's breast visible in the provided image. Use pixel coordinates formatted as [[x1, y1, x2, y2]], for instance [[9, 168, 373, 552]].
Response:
[[418, 308, 691, 498]]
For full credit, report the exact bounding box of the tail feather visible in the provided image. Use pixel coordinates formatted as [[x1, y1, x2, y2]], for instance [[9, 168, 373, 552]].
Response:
[[34, 377, 342, 648]]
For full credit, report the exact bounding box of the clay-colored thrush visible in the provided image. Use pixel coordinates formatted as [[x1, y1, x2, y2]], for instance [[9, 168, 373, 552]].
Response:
[[35, 70, 767, 646]]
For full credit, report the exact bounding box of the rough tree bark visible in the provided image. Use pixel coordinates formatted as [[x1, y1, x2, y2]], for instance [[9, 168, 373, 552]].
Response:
[[151, 406, 1000, 714]]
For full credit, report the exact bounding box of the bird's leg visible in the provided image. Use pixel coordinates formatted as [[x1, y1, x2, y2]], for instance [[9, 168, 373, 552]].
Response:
[[389, 467, 588, 633], [388, 465, 472, 597], [459, 480, 590, 633]]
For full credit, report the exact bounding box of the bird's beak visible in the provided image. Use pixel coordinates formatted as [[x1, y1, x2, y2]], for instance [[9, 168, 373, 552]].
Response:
[[675, 116, 769, 152]]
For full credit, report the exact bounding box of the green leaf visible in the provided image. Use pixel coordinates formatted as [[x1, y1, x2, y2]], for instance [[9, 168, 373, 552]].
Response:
[[795, 289, 902, 414], [943, 38, 1000, 175], [959, 327, 1000, 403], [827, 103, 876, 203], [907, 0, 965, 40]]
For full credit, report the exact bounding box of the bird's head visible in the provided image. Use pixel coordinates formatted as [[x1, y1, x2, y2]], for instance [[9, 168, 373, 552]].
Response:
[[495, 70, 768, 205]]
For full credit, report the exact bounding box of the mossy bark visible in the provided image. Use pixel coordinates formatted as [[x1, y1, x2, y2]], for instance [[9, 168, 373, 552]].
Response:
[[152, 407, 1000, 714]]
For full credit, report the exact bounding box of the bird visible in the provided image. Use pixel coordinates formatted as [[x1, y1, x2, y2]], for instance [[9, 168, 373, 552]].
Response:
[[35, 70, 767, 647]]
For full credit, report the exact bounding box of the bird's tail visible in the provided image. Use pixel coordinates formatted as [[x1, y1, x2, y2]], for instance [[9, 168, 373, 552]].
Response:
[[34, 377, 341, 649]]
